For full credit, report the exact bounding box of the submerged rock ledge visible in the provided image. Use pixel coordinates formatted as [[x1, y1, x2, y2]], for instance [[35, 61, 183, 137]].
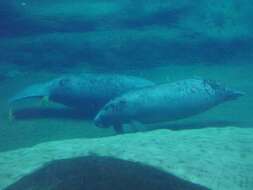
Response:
[[0, 127, 252, 190]]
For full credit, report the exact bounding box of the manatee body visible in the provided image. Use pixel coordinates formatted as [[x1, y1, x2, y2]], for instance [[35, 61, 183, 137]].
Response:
[[94, 78, 244, 133], [9, 73, 154, 114]]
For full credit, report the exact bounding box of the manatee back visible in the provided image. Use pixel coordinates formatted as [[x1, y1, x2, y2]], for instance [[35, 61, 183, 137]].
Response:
[[49, 74, 154, 109]]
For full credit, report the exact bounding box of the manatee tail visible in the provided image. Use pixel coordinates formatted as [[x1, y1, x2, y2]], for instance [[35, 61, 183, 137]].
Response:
[[8, 83, 51, 106]]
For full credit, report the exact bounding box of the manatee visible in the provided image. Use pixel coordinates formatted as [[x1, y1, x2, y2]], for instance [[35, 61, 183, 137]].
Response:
[[94, 78, 244, 133], [9, 73, 154, 116]]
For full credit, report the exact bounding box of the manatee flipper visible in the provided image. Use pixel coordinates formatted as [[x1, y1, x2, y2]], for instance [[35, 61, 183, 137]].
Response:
[[113, 123, 124, 134], [130, 120, 147, 132], [40, 96, 50, 106]]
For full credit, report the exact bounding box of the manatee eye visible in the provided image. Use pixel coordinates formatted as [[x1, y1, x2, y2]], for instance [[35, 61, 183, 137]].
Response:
[[103, 100, 126, 113], [112, 100, 127, 112]]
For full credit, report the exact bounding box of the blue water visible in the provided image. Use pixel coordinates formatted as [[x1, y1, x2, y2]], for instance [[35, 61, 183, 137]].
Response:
[[0, 1, 252, 190]]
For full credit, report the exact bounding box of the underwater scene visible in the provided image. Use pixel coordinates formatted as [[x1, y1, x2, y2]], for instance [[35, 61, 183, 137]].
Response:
[[0, 0, 253, 189]]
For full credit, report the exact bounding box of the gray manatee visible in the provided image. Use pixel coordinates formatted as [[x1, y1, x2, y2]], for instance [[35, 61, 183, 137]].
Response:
[[9, 73, 154, 115], [94, 78, 244, 133]]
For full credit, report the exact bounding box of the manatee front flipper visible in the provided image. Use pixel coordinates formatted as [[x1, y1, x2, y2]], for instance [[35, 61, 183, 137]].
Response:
[[113, 123, 124, 134], [40, 96, 50, 106], [130, 120, 147, 132]]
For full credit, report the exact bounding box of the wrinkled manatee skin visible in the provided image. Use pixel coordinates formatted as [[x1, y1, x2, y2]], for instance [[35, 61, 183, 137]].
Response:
[[94, 79, 244, 128], [48, 74, 154, 111]]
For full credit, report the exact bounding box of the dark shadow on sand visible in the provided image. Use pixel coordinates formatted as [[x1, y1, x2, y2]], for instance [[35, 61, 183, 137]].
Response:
[[160, 120, 247, 131], [5, 156, 209, 190], [125, 120, 249, 134], [12, 107, 248, 131], [13, 107, 96, 120]]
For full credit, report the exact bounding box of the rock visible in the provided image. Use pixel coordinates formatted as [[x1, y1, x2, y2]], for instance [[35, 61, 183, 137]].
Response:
[[0, 127, 252, 190]]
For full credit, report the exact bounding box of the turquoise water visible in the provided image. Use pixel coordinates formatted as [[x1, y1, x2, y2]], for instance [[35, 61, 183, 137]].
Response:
[[0, 1, 253, 190]]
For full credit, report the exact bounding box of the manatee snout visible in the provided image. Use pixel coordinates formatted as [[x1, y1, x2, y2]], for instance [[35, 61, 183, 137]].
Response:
[[94, 102, 124, 130], [94, 110, 111, 128], [94, 113, 106, 128]]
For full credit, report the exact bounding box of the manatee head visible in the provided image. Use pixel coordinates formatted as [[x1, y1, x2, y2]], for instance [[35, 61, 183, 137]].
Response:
[[204, 79, 245, 101], [94, 99, 128, 128]]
